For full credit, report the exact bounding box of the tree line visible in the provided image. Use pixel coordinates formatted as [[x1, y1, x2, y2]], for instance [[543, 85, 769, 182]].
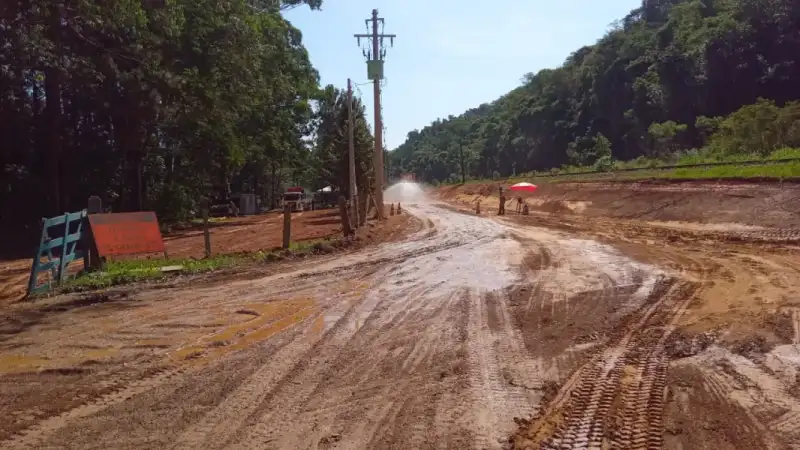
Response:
[[1, 0, 375, 231], [389, 0, 800, 183]]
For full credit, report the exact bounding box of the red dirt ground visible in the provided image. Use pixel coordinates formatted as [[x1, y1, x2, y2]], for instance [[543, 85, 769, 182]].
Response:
[[163, 208, 347, 259], [441, 179, 800, 228]]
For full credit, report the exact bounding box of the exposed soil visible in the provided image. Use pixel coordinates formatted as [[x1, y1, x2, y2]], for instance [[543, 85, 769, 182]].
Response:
[[163, 208, 351, 259], [0, 181, 798, 450], [442, 179, 800, 229], [439, 181, 800, 450]]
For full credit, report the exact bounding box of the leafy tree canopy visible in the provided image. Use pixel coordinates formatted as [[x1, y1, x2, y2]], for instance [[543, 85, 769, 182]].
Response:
[[1, 0, 373, 228], [389, 0, 800, 183]]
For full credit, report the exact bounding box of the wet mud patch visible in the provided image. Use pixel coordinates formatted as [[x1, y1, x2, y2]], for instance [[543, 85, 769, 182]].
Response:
[[0, 366, 151, 441], [535, 200, 573, 215], [505, 279, 650, 362], [767, 308, 797, 343], [663, 365, 769, 450], [484, 292, 502, 332], [665, 328, 720, 359], [521, 247, 556, 271], [510, 278, 692, 449]]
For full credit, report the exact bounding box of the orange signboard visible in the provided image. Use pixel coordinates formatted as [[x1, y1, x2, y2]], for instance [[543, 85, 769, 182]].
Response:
[[88, 212, 166, 257]]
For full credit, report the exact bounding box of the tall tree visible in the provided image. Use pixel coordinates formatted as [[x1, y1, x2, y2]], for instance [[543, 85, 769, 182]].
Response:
[[0, 0, 324, 227], [311, 84, 374, 198]]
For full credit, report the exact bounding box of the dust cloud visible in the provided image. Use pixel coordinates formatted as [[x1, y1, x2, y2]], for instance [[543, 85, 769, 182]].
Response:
[[383, 181, 428, 204]]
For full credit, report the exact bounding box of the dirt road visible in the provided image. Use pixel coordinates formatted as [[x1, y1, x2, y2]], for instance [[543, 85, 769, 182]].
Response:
[[1, 183, 799, 449]]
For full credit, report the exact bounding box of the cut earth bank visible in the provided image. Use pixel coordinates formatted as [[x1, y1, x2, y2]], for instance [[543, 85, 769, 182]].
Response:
[[438, 179, 800, 449]]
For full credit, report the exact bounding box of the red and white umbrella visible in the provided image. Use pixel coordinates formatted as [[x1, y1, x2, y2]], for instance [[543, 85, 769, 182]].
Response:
[[508, 182, 537, 192]]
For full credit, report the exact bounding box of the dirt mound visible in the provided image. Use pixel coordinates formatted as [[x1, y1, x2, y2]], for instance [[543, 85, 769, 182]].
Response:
[[536, 200, 572, 215], [440, 179, 800, 228]]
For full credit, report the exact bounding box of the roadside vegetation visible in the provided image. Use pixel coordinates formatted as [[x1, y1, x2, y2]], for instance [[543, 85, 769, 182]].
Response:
[[55, 237, 342, 293], [516, 147, 800, 184], [390, 0, 800, 185], [1, 0, 375, 231]]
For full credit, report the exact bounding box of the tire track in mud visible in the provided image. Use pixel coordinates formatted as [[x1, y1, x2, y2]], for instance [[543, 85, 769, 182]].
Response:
[[218, 280, 396, 450], [525, 278, 700, 449], [452, 197, 800, 449], [360, 291, 466, 450], [207, 204, 534, 449], [167, 288, 368, 450], [1, 364, 189, 450], [627, 238, 800, 449], [219, 265, 432, 448], [9, 204, 523, 450], [466, 287, 544, 449], [1, 273, 334, 376], [226, 281, 471, 449], [1, 275, 357, 449]]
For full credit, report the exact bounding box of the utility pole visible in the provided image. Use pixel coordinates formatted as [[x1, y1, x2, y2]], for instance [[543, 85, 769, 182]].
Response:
[[347, 78, 359, 227], [385, 146, 390, 184], [355, 9, 395, 219]]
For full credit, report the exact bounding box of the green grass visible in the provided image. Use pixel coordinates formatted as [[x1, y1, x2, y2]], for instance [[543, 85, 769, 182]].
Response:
[[189, 216, 231, 225], [452, 148, 800, 185], [665, 160, 800, 179], [58, 237, 341, 293], [522, 159, 800, 183], [61, 254, 253, 292]]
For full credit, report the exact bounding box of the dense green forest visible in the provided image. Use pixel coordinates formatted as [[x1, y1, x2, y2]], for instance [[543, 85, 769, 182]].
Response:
[[1, 0, 375, 229], [389, 0, 800, 183]]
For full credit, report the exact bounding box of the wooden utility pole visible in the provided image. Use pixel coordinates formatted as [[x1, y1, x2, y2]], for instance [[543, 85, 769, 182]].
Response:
[[355, 9, 395, 220], [282, 204, 291, 249], [338, 196, 353, 237], [200, 197, 211, 258], [347, 78, 359, 227]]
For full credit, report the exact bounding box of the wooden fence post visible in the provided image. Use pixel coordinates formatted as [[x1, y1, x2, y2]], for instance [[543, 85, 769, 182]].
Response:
[[338, 196, 352, 237], [201, 198, 211, 258], [282, 203, 292, 249]]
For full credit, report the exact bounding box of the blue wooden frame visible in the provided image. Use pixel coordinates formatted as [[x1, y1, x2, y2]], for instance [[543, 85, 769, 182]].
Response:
[[28, 210, 89, 294]]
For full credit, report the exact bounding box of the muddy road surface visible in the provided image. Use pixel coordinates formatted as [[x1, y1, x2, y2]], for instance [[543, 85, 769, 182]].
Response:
[[1, 183, 799, 449]]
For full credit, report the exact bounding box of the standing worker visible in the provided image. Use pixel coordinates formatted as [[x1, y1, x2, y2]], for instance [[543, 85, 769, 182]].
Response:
[[498, 186, 506, 216]]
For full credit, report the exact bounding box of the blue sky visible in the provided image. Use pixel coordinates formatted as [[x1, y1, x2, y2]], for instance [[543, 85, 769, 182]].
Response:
[[285, 0, 642, 150]]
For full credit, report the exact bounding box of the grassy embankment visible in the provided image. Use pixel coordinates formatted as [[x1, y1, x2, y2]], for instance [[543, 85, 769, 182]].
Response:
[[455, 148, 800, 185]]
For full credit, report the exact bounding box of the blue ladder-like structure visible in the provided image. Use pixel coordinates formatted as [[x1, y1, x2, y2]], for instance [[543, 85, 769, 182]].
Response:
[[28, 210, 88, 294]]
